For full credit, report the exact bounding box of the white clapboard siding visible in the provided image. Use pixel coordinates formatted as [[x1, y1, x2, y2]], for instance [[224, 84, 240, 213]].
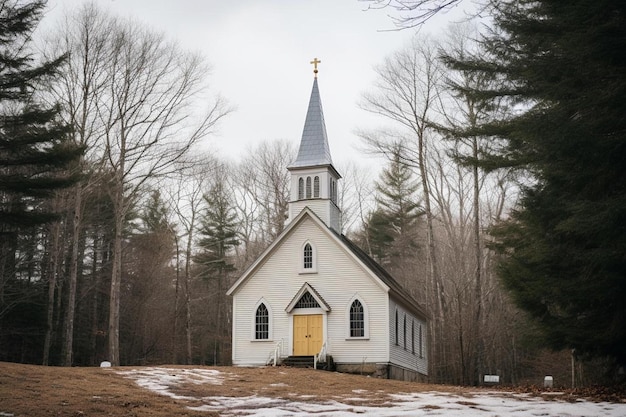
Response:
[[232, 215, 390, 365], [388, 298, 429, 375]]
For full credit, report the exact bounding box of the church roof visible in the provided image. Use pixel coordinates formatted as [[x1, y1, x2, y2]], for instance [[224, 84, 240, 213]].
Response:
[[288, 78, 336, 171], [227, 207, 428, 321], [335, 231, 430, 320]]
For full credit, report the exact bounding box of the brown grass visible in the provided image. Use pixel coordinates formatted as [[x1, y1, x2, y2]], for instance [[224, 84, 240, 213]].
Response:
[[0, 362, 469, 416], [1, 362, 623, 416]]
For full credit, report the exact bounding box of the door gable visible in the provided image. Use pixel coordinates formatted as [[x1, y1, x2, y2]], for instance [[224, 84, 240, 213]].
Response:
[[286, 282, 330, 313]]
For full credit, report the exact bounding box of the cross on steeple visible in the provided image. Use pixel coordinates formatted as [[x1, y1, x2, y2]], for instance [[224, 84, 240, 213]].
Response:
[[310, 57, 321, 77]]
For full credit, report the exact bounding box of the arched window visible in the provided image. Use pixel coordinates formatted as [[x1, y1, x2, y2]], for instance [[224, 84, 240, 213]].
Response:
[[313, 176, 320, 198], [255, 303, 269, 340], [306, 176, 312, 199], [294, 291, 320, 309], [303, 243, 313, 269], [403, 313, 407, 350], [349, 300, 364, 337], [298, 177, 304, 200], [394, 309, 399, 345], [419, 324, 423, 358]]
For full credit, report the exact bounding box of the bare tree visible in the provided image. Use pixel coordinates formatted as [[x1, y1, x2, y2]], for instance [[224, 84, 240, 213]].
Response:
[[360, 0, 480, 29], [41, 3, 115, 366], [76, 12, 231, 365], [166, 157, 217, 364], [337, 161, 376, 236], [358, 37, 447, 373], [237, 140, 294, 244]]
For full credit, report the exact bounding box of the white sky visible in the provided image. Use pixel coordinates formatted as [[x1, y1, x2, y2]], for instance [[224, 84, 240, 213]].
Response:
[[42, 0, 474, 169]]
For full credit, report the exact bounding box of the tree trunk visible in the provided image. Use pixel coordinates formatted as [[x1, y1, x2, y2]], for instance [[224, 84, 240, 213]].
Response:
[[43, 219, 62, 365], [108, 177, 124, 366], [471, 136, 483, 385], [62, 186, 83, 366], [184, 210, 196, 365], [172, 234, 180, 364]]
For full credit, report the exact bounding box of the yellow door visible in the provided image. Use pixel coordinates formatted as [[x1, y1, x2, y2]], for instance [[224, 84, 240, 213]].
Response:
[[293, 314, 323, 356]]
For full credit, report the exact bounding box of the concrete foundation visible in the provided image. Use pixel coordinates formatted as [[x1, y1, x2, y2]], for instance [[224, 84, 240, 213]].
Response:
[[334, 362, 427, 382]]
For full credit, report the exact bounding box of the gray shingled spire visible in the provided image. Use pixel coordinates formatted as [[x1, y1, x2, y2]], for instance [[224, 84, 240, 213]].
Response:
[[289, 78, 334, 169]]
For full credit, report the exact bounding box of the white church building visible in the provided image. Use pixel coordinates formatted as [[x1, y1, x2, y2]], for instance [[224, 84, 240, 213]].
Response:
[[227, 63, 429, 381]]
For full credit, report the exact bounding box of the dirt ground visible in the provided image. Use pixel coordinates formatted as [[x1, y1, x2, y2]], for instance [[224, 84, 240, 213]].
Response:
[[0, 361, 623, 416]]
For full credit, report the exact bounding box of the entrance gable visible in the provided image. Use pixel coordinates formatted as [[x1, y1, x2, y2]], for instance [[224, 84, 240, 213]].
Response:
[[285, 282, 330, 313]]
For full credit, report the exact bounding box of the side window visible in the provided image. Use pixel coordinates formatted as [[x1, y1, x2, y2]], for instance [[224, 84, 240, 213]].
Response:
[[419, 324, 423, 358], [298, 177, 304, 200], [394, 309, 399, 345], [411, 319, 415, 354], [303, 243, 313, 269], [255, 303, 269, 340], [313, 176, 320, 198], [306, 176, 312, 199], [349, 300, 364, 337], [403, 313, 407, 350]]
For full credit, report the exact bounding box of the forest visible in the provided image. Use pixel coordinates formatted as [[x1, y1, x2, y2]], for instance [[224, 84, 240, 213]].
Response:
[[1, 0, 624, 387]]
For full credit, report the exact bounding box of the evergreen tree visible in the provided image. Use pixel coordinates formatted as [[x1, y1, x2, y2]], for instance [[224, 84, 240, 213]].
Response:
[[0, 0, 82, 362], [195, 181, 240, 278], [447, 0, 626, 367], [366, 145, 422, 263], [0, 0, 81, 228], [195, 173, 239, 364]]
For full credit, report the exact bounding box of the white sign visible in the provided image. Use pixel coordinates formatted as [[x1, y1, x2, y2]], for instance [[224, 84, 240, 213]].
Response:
[[484, 375, 500, 383]]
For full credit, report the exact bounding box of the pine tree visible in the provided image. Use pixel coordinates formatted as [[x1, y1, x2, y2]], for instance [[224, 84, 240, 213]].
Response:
[[195, 175, 239, 364], [448, 0, 626, 367], [367, 146, 422, 264], [0, 0, 82, 361], [0, 0, 81, 227], [195, 181, 239, 278]]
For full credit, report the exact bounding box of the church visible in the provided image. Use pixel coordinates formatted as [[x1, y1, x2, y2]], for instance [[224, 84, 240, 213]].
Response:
[[226, 60, 429, 381]]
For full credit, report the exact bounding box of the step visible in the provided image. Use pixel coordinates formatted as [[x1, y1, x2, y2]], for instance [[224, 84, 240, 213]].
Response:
[[282, 356, 314, 368]]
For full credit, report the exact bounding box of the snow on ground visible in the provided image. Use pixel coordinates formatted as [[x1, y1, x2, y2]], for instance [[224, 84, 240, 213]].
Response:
[[118, 367, 626, 417]]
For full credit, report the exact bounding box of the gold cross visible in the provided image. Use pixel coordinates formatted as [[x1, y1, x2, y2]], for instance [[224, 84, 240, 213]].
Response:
[[310, 57, 321, 77]]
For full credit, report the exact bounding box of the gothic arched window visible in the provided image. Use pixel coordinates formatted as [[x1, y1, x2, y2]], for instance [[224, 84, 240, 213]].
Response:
[[403, 313, 407, 350], [306, 177, 312, 199], [313, 176, 320, 198], [298, 177, 304, 200], [303, 243, 313, 269], [395, 309, 399, 345], [349, 300, 364, 337], [255, 303, 269, 340]]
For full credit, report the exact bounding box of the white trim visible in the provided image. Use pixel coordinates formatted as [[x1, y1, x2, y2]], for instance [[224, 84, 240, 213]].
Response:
[[285, 282, 330, 313], [227, 208, 391, 296], [251, 298, 273, 341], [345, 293, 370, 340]]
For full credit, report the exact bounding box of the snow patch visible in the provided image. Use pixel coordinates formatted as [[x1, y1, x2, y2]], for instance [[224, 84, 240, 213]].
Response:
[[119, 367, 626, 417]]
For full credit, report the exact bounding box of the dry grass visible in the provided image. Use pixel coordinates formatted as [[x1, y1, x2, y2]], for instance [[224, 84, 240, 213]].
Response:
[[0, 362, 469, 416], [2, 362, 623, 416]]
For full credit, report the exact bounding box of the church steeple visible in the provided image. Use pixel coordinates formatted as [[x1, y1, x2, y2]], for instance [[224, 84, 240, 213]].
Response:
[[289, 77, 334, 170], [287, 60, 342, 232]]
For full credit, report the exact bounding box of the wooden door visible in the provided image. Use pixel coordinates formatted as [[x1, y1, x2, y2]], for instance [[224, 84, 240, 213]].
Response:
[[293, 315, 323, 356]]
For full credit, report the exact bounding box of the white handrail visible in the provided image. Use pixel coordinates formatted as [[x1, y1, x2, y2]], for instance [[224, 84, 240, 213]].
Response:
[[269, 339, 283, 366], [314, 341, 327, 369]]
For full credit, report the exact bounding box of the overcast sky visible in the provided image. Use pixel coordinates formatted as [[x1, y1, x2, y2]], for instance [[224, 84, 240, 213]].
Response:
[[43, 0, 474, 169]]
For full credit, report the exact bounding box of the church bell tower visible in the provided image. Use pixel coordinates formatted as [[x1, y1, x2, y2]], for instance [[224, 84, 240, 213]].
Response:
[[287, 58, 342, 232]]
